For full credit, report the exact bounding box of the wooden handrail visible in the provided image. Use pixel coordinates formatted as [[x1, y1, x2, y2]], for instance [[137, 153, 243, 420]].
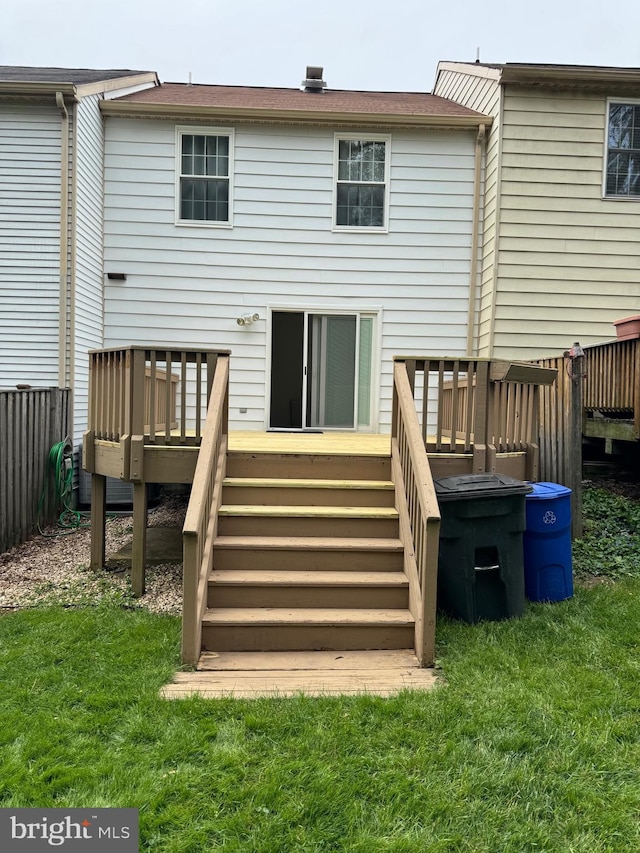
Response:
[[182, 354, 230, 665], [392, 361, 441, 666]]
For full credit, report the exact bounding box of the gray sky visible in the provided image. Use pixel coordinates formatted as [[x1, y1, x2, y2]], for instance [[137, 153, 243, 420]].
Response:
[[2, 0, 639, 91]]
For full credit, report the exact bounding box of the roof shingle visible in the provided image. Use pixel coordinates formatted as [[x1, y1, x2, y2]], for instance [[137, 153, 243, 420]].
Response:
[[113, 82, 483, 118], [0, 66, 152, 85]]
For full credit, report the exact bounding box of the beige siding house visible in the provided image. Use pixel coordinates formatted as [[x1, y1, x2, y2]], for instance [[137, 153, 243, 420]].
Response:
[[435, 62, 640, 359]]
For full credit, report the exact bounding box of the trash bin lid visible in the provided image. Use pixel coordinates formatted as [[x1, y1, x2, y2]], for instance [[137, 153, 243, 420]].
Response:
[[525, 482, 572, 500], [434, 473, 533, 501]]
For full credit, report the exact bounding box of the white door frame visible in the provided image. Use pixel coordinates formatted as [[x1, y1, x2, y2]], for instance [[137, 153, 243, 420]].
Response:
[[266, 303, 382, 432]]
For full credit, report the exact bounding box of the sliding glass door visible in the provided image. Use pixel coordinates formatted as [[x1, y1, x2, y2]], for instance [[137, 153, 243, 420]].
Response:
[[270, 311, 374, 431]]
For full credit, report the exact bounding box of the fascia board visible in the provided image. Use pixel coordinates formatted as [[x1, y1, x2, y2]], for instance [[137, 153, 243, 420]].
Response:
[[75, 73, 159, 98]]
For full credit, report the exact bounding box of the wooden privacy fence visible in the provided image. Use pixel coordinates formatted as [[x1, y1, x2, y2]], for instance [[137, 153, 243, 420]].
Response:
[[0, 387, 71, 554], [536, 354, 573, 488]]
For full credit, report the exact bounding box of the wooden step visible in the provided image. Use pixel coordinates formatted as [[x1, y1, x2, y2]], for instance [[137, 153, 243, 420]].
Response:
[[222, 477, 395, 507], [162, 650, 437, 698], [213, 536, 405, 572], [226, 451, 391, 481], [217, 505, 399, 538], [208, 570, 409, 608], [202, 607, 415, 651]]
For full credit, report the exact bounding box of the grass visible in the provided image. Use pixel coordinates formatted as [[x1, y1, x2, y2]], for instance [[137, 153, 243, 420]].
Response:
[[0, 485, 639, 851]]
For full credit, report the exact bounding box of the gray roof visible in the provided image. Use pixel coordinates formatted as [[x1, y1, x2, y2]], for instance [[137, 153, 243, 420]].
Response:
[[0, 66, 152, 85]]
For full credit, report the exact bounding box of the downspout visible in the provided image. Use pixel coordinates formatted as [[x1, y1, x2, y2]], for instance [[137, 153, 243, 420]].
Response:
[[56, 91, 69, 388], [68, 103, 78, 414], [466, 123, 486, 356]]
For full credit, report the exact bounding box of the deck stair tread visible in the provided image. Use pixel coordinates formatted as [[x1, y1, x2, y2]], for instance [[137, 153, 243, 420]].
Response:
[[223, 477, 393, 489], [218, 504, 398, 518], [213, 536, 404, 551], [227, 432, 391, 456], [162, 649, 437, 698], [196, 649, 419, 671], [203, 607, 414, 626], [209, 570, 408, 586]]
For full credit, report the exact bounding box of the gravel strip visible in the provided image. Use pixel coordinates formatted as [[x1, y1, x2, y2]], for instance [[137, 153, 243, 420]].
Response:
[[0, 495, 188, 615]]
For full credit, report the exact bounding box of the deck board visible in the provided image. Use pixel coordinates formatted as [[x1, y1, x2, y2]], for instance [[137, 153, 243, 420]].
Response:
[[161, 649, 439, 698], [228, 431, 391, 455]]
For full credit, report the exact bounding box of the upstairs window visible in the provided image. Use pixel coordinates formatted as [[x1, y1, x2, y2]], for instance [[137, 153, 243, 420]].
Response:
[[177, 128, 233, 224], [605, 103, 640, 198], [335, 136, 390, 229]]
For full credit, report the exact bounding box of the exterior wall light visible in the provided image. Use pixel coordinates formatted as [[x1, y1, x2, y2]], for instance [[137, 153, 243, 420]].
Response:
[[237, 313, 260, 326]]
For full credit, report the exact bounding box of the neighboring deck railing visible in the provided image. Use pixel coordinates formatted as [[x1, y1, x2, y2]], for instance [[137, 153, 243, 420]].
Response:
[[394, 356, 557, 479], [583, 338, 640, 437], [182, 354, 229, 664], [391, 361, 441, 666]]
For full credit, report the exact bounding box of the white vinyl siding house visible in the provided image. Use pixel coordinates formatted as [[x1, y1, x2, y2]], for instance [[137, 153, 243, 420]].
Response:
[[103, 117, 481, 431], [435, 63, 640, 359], [0, 103, 63, 387]]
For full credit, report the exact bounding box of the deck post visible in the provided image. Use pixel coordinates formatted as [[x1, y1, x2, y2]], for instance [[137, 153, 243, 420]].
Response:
[[131, 481, 148, 597], [634, 340, 640, 440], [90, 473, 106, 571], [569, 345, 585, 539], [472, 361, 490, 473]]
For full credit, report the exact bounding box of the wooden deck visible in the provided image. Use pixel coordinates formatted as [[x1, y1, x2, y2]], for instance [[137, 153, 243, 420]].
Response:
[[161, 649, 439, 699], [85, 347, 556, 674]]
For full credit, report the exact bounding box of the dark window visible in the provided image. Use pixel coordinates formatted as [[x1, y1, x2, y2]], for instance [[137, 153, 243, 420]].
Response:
[[336, 139, 387, 227], [606, 104, 640, 198], [179, 133, 230, 221]]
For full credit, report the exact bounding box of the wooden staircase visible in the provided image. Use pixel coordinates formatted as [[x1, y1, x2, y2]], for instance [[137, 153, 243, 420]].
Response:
[[200, 445, 415, 655]]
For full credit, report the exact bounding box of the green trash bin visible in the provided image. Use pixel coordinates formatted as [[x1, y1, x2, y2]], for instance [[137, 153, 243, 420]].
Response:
[[434, 473, 532, 623]]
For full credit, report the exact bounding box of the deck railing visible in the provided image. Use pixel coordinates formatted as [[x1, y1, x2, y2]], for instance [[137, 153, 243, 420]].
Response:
[[87, 346, 228, 446], [395, 356, 556, 478], [182, 354, 230, 664], [391, 361, 441, 666], [583, 338, 640, 437], [86, 346, 230, 482]]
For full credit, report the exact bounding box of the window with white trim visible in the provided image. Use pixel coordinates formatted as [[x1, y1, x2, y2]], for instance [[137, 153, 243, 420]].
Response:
[[335, 136, 389, 228], [605, 102, 640, 198], [177, 128, 233, 223]]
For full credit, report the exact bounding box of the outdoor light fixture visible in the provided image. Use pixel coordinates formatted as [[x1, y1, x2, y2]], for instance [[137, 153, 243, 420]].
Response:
[[237, 313, 260, 326]]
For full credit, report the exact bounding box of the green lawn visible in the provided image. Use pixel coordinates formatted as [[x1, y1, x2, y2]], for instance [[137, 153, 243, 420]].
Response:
[[1, 485, 639, 851]]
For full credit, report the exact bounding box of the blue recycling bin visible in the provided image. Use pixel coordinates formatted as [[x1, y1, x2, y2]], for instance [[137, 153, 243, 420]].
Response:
[[523, 483, 573, 602]]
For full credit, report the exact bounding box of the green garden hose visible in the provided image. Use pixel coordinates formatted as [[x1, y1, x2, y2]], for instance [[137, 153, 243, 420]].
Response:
[[37, 438, 90, 536]]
